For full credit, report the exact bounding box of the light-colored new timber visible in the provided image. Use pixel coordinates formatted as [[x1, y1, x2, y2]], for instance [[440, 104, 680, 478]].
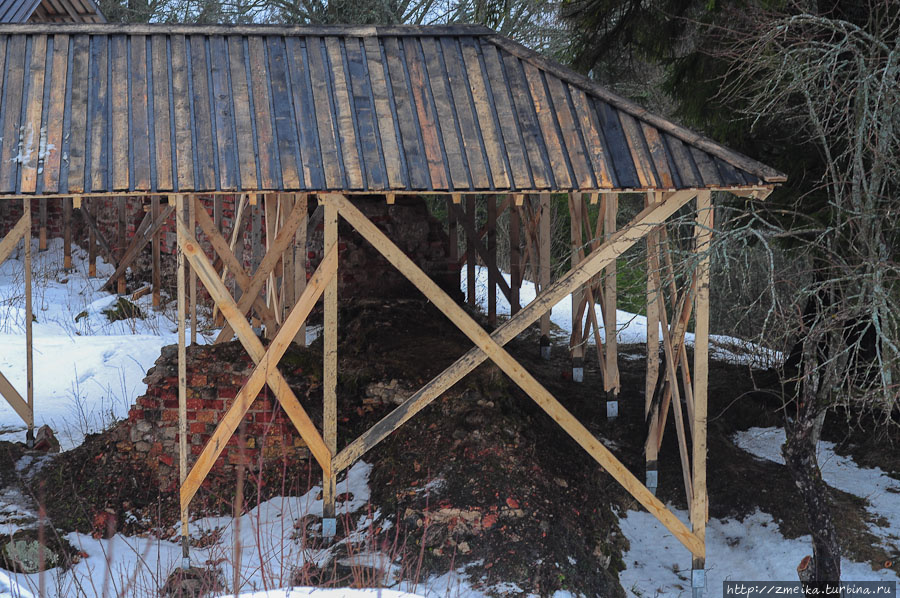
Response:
[[323, 201, 338, 519]]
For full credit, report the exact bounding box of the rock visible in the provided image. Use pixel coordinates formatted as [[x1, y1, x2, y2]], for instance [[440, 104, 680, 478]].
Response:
[[2, 538, 58, 573], [32, 425, 59, 453], [160, 566, 225, 598]]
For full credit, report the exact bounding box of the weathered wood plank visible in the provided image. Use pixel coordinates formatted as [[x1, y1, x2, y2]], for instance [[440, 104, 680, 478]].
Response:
[[266, 36, 301, 190], [442, 37, 491, 189], [344, 37, 384, 190], [403, 37, 448, 190], [690, 147, 721, 187], [322, 200, 338, 517], [66, 35, 90, 193], [420, 36, 467, 189], [109, 34, 129, 191], [363, 37, 404, 189], [569, 86, 614, 189], [305, 36, 343, 190], [41, 34, 69, 193], [594, 99, 639, 189], [170, 35, 194, 191], [479, 42, 529, 189], [150, 35, 173, 191], [618, 113, 657, 189], [381, 36, 427, 190], [546, 76, 593, 189], [501, 52, 550, 189], [284, 36, 323, 189], [19, 35, 48, 194], [209, 35, 237, 190], [247, 37, 277, 190], [189, 35, 215, 190], [130, 35, 151, 190], [88, 35, 109, 192], [522, 61, 571, 189], [641, 122, 674, 189], [226, 36, 257, 190], [325, 37, 364, 190], [459, 37, 509, 189], [0, 36, 26, 193]]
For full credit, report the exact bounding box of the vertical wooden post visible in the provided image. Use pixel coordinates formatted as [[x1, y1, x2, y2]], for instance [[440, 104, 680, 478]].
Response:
[[23, 199, 33, 448], [152, 196, 161, 308], [294, 194, 308, 346], [189, 196, 197, 345], [322, 198, 338, 536], [691, 190, 711, 583], [466, 196, 476, 308], [569, 193, 584, 381], [88, 200, 97, 278], [63, 198, 72, 270], [282, 195, 295, 326], [38, 199, 47, 252], [117, 198, 127, 294], [487, 196, 497, 326], [539, 193, 552, 360], [175, 193, 189, 568], [251, 196, 262, 329], [604, 193, 619, 397], [645, 193, 661, 484], [509, 204, 521, 315], [448, 197, 459, 299]]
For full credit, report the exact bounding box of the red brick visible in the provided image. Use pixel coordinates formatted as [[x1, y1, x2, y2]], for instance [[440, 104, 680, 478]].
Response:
[[190, 422, 207, 434]]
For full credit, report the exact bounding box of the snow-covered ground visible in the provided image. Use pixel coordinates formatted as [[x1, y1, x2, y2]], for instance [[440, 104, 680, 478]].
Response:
[[0, 240, 896, 597]]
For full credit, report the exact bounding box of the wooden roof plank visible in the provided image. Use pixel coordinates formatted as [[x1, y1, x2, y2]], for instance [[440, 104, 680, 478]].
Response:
[[150, 34, 172, 191], [403, 36, 448, 190], [664, 133, 701, 188], [501, 50, 550, 189], [130, 34, 151, 190], [64, 33, 87, 192], [569, 85, 614, 189], [86, 33, 107, 192], [226, 35, 257, 190], [189, 35, 216, 190], [593, 99, 639, 189], [266, 36, 302, 190], [41, 33, 67, 193], [545, 73, 594, 189], [19, 33, 47, 193], [382, 36, 428, 190], [420, 36, 468, 190], [209, 35, 237, 190], [690, 146, 722, 187], [109, 34, 128, 191], [363, 36, 405, 190], [522, 60, 571, 189], [459, 36, 510, 190], [345, 35, 386, 190], [247, 36, 277, 190], [441, 36, 491, 190], [306, 35, 343, 190], [325, 36, 364, 190], [170, 34, 194, 191], [0, 35, 26, 193], [641, 122, 674, 189], [284, 36, 323, 189]]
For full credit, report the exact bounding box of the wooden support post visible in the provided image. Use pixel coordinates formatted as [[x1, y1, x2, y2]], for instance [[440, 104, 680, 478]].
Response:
[[487, 196, 497, 326], [251, 197, 262, 329], [645, 193, 661, 486], [152, 196, 161, 308], [23, 200, 33, 448], [569, 193, 585, 381], [282, 196, 295, 327], [176, 193, 189, 568], [63, 198, 72, 270], [539, 193, 551, 360], [88, 200, 97, 278], [189, 196, 197, 345], [604, 193, 619, 398], [39, 199, 47, 252], [466, 196, 476, 308], [509, 204, 521, 315], [322, 198, 338, 537], [691, 191, 712, 581], [117, 198, 127, 294], [448, 197, 459, 296], [294, 194, 308, 346]]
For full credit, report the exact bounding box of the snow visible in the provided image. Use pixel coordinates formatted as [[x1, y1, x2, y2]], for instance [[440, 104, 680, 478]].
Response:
[[0, 240, 895, 596]]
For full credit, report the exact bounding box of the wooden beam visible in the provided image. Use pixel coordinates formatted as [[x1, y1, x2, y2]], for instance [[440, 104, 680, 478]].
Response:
[[180, 249, 337, 511], [509, 203, 521, 315], [451, 203, 513, 302], [603, 193, 619, 394], [175, 217, 333, 475], [189, 196, 197, 345], [326, 192, 704, 558], [63, 198, 72, 270], [0, 216, 29, 267], [23, 199, 33, 443], [117, 198, 126, 294], [323, 200, 338, 520], [175, 194, 189, 565], [456, 196, 510, 268], [39, 200, 48, 252], [293, 194, 308, 346], [569, 193, 585, 370], [152, 196, 161, 308], [101, 206, 173, 290], [0, 370, 32, 427], [79, 200, 116, 268], [691, 190, 712, 569], [487, 196, 497, 325], [333, 189, 697, 476], [539, 193, 551, 355], [466, 196, 476, 308]]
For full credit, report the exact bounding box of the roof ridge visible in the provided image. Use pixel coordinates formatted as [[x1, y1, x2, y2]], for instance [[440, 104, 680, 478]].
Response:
[[483, 33, 787, 184], [0, 22, 494, 36]]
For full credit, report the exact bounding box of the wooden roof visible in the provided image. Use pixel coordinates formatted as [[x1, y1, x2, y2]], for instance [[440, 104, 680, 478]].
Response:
[[0, 23, 785, 197], [0, 0, 104, 24]]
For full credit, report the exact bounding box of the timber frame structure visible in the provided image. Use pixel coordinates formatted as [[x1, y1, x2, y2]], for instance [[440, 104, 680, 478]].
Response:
[[0, 22, 785, 587]]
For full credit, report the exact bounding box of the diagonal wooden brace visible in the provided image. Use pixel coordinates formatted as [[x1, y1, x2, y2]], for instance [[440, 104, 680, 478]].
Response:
[[451, 203, 513, 302], [102, 205, 174, 290], [0, 215, 29, 266], [326, 192, 704, 558], [215, 198, 307, 343], [193, 197, 278, 333], [0, 215, 33, 427], [176, 219, 333, 506]]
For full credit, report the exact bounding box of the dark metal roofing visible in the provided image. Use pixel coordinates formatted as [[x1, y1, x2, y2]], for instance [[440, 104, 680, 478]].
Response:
[[0, 0, 104, 24], [0, 23, 785, 197]]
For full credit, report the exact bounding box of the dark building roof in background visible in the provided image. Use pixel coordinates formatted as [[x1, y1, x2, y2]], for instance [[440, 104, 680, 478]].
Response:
[[0, 23, 784, 197], [0, 0, 104, 24]]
